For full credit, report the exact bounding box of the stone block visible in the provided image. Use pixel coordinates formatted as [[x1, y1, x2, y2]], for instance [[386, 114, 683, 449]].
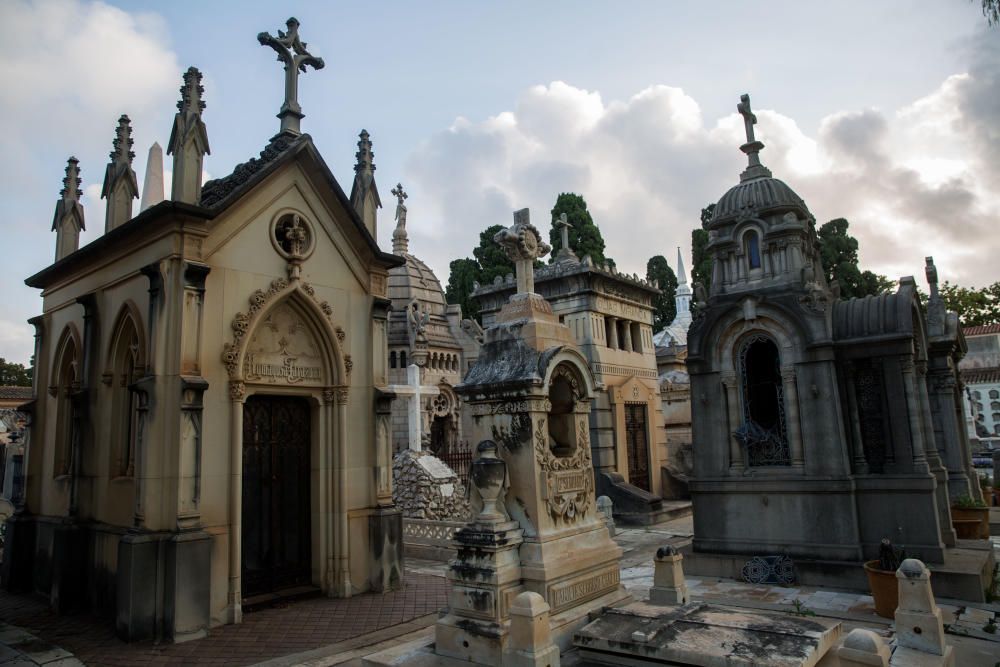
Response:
[[1, 514, 36, 593], [894, 559, 948, 656], [163, 530, 211, 643], [649, 545, 688, 606], [504, 591, 560, 667], [50, 521, 87, 614], [116, 531, 164, 641], [837, 628, 890, 667], [368, 507, 403, 592]]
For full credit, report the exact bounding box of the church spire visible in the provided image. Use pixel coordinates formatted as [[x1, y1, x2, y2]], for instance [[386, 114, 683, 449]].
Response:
[[673, 246, 692, 327], [736, 93, 772, 182], [676, 246, 688, 285], [52, 157, 85, 261], [167, 66, 210, 204], [101, 114, 139, 232], [350, 129, 381, 236], [391, 183, 409, 254]]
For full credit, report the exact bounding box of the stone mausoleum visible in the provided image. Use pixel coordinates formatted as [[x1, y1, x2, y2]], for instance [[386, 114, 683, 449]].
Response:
[[686, 94, 987, 591], [473, 223, 674, 524], [5, 19, 405, 641]]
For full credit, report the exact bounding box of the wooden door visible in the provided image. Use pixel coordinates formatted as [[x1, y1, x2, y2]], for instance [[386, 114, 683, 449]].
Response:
[[242, 395, 312, 598], [625, 403, 650, 492]]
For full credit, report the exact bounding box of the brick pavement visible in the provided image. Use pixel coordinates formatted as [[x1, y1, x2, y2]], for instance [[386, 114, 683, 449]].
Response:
[[0, 574, 449, 666]]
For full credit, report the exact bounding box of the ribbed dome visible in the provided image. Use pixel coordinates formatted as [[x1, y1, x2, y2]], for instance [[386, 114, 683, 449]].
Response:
[[711, 176, 809, 225], [388, 252, 447, 315]]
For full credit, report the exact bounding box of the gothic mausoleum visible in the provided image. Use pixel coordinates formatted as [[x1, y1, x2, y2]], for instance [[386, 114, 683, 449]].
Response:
[[686, 94, 989, 596]]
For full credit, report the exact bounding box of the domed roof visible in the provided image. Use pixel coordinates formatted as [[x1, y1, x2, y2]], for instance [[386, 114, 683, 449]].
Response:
[[710, 176, 810, 226], [388, 252, 448, 316]]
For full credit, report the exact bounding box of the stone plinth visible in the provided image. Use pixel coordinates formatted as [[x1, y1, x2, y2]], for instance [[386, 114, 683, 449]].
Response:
[[504, 591, 560, 667], [891, 559, 954, 665], [574, 602, 842, 666], [649, 545, 688, 606], [837, 628, 891, 667]]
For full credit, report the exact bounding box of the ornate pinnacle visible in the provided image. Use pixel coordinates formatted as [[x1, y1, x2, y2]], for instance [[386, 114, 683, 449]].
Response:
[[355, 129, 375, 176], [60, 157, 82, 201], [177, 66, 206, 115], [111, 114, 135, 165]]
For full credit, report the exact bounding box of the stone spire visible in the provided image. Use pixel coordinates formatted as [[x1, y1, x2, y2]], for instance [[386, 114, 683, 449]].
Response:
[[673, 246, 692, 326], [736, 93, 772, 182], [52, 157, 86, 261], [140, 142, 164, 211], [258, 17, 325, 136], [101, 114, 139, 232], [167, 66, 210, 204], [350, 129, 381, 237], [391, 182, 409, 254]]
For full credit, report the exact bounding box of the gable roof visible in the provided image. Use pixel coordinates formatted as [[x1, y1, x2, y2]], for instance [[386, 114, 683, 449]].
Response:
[[963, 324, 1000, 337]]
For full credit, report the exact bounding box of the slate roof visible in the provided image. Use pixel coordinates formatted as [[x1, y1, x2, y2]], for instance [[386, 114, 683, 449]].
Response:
[[0, 386, 32, 400], [200, 132, 305, 209]]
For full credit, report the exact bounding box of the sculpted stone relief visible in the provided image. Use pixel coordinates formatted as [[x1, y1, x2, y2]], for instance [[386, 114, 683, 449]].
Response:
[[534, 417, 594, 522], [243, 303, 324, 386]]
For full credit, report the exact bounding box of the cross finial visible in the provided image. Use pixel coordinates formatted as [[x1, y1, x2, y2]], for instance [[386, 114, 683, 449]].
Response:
[[61, 157, 82, 201], [553, 212, 577, 262], [735, 93, 771, 182], [391, 182, 409, 253], [494, 208, 551, 295], [258, 17, 325, 135]]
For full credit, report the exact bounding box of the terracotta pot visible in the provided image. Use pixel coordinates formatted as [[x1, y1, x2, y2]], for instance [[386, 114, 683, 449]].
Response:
[[863, 560, 898, 619], [951, 505, 990, 539]]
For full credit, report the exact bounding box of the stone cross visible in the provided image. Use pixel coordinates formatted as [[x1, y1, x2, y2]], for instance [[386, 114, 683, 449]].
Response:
[[258, 17, 325, 135], [737, 93, 757, 144], [556, 212, 571, 251], [494, 208, 551, 295], [388, 364, 440, 452], [391, 182, 408, 228]]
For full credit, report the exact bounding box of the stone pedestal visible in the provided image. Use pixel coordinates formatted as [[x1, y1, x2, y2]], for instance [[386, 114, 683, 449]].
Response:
[[368, 506, 403, 592], [435, 519, 524, 665], [837, 629, 891, 667], [892, 559, 953, 665], [1, 513, 36, 593], [649, 545, 688, 605], [164, 530, 212, 643], [504, 591, 560, 667], [117, 531, 164, 641], [50, 521, 87, 614]]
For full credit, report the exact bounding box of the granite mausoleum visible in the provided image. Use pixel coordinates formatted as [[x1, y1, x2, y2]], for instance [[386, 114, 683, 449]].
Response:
[[686, 94, 988, 592], [5, 19, 406, 641]]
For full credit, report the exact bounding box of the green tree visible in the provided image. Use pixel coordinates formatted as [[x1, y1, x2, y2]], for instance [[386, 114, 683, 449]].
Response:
[[646, 256, 678, 330], [0, 358, 32, 387], [941, 281, 1000, 326], [549, 193, 611, 266], [445, 257, 483, 323], [817, 218, 894, 299], [974, 0, 999, 26], [473, 224, 516, 285]]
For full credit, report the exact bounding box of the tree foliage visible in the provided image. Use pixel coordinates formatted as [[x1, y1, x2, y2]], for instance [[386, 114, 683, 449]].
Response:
[[941, 281, 1000, 327], [646, 256, 678, 330], [691, 206, 715, 297], [0, 358, 32, 387], [974, 0, 1000, 26], [472, 224, 515, 284], [549, 193, 612, 266], [445, 225, 517, 324], [817, 218, 895, 299]]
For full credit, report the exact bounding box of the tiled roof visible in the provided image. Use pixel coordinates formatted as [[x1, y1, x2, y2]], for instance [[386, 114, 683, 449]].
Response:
[[962, 366, 1000, 384], [0, 386, 32, 400], [962, 323, 1000, 337], [200, 132, 305, 209]]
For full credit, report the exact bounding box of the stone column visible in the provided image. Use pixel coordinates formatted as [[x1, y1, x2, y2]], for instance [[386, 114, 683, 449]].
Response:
[[721, 372, 743, 471], [227, 381, 245, 624], [916, 361, 956, 547], [622, 320, 633, 352], [606, 316, 619, 349], [335, 387, 352, 597], [900, 357, 929, 471], [780, 367, 805, 470]]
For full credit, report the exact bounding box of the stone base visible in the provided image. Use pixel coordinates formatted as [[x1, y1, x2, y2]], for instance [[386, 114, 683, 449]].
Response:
[[574, 601, 842, 666], [50, 521, 88, 614], [1, 513, 36, 594], [163, 530, 212, 643], [369, 507, 404, 592], [890, 645, 954, 667], [681, 541, 995, 603]]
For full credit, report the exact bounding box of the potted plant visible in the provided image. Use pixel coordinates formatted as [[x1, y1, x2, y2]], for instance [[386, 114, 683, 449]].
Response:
[[951, 494, 989, 539], [864, 538, 904, 619]]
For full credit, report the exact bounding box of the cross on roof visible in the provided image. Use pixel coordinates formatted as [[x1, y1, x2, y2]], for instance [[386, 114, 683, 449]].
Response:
[[737, 93, 757, 145], [258, 17, 325, 135], [736, 93, 771, 182]]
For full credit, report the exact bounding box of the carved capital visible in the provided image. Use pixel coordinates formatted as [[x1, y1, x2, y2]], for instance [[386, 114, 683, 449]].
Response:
[[229, 381, 246, 402]]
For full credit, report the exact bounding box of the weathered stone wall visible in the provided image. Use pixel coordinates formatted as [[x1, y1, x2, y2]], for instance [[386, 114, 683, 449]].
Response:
[[392, 450, 470, 520]]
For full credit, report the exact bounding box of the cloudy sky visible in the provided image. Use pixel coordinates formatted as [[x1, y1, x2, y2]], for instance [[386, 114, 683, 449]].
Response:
[[1, 0, 997, 365]]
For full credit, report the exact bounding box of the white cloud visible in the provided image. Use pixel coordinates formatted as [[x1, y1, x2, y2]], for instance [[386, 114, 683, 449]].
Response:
[[403, 51, 1000, 295]]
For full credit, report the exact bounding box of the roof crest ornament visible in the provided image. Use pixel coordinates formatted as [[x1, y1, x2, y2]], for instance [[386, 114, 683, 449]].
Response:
[[737, 93, 772, 182], [258, 17, 325, 136], [391, 182, 409, 254]]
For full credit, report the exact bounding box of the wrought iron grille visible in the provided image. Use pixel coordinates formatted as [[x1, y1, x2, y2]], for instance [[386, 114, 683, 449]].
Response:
[[438, 442, 473, 488], [855, 363, 888, 472], [737, 334, 790, 466]]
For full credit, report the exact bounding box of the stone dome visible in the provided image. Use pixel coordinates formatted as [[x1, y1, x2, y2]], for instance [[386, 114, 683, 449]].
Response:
[[388, 252, 448, 317], [710, 176, 810, 227]]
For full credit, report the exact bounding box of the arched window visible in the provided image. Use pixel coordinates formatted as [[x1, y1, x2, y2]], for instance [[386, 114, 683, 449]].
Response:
[[973, 390, 982, 399], [547, 366, 583, 458], [109, 312, 142, 478], [990, 389, 1000, 399], [389, 351, 397, 369], [991, 401, 1000, 411], [745, 231, 762, 270], [736, 334, 789, 466], [400, 350, 407, 368], [52, 330, 79, 477], [993, 412, 1000, 423]]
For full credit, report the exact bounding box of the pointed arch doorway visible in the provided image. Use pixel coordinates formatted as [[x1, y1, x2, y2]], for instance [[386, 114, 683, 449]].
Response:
[[241, 394, 312, 598]]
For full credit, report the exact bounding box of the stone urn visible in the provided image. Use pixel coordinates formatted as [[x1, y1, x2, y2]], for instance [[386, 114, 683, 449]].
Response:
[[470, 440, 507, 522]]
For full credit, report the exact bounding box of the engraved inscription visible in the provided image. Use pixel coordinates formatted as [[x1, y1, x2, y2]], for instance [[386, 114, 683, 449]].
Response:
[[549, 568, 620, 609]]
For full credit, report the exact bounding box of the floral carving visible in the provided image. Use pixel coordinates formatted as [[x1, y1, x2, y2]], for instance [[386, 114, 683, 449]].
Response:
[[344, 355, 353, 375], [534, 418, 593, 522], [229, 381, 246, 401]]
